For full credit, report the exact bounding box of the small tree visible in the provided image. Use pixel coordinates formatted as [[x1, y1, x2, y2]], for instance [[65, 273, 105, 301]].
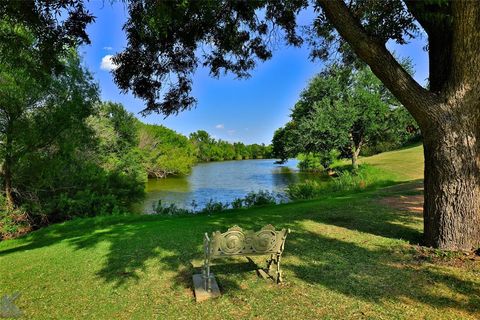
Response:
[[0, 3, 94, 209], [0, 25, 98, 208], [273, 64, 415, 170]]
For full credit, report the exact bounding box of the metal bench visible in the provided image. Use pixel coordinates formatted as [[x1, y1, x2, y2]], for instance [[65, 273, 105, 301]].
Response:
[[199, 224, 290, 294]]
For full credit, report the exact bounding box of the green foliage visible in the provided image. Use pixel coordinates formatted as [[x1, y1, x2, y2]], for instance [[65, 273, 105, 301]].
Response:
[[201, 199, 230, 214], [287, 165, 396, 200], [138, 123, 196, 178], [0, 207, 31, 240], [0, 37, 146, 236], [189, 130, 271, 162], [151, 190, 280, 216], [272, 63, 419, 170], [10, 100, 147, 229], [285, 179, 325, 200], [0, 1, 94, 73], [271, 127, 290, 163], [297, 150, 341, 172], [230, 190, 279, 209], [152, 199, 229, 216], [297, 153, 324, 172], [152, 200, 191, 216], [231, 197, 245, 209], [242, 190, 278, 207]]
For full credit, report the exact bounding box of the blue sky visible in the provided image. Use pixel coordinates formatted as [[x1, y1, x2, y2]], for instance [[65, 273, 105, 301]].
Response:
[[80, 1, 428, 145]]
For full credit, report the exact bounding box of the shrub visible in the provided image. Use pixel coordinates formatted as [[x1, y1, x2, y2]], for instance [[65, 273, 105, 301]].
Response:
[[286, 179, 325, 200], [0, 208, 32, 240], [297, 150, 341, 172], [287, 165, 395, 200], [152, 200, 191, 215], [243, 190, 278, 207], [231, 198, 244, 209], [297, 153, 324, 172], [150, 190, 281, 216], [199, 199, 229, 214]]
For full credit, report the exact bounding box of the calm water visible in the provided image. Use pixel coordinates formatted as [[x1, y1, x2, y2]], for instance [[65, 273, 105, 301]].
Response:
[[140, 159, 311, 213]]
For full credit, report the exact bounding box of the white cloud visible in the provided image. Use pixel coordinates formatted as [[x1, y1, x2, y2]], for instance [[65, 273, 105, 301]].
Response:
[[100, 55, 118, 71], [103, 46, 113, 51], [215, 124, 224, 129], [227, 130, 235, 135]]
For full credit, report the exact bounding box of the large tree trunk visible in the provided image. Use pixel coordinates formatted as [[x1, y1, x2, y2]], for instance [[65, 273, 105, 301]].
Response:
[[422, 1, 480, 250], [3, 132, 15, 210], [422, 108, 480, 250], [4, 159, 14, 210]]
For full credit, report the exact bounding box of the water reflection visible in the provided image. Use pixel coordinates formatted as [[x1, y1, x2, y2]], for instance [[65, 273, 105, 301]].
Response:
[[140, 159, 311, 213]]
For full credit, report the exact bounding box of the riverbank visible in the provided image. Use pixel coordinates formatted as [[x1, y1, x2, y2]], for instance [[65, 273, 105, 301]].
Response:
[[1, 145, 478, 319]]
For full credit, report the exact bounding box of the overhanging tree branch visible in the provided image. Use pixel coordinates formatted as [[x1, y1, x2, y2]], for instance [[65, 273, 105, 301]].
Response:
[[316, 0, 438, 122], [403, 0, 450, 35]]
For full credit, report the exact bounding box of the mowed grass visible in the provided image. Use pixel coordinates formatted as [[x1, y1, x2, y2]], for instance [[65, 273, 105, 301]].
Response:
[[1, 145, 479, 319], [360, 144, 424, 181]]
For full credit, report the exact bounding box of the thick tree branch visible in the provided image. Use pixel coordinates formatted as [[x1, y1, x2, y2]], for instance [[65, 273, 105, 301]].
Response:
[[316, 0, 438, 123], [450, 1, 480, 96], [403, 0, 450, 36], [404, 0, 452, 93]]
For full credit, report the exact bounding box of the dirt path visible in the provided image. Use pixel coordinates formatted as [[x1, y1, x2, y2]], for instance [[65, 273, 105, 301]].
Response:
[[378, 181, 424, 214]]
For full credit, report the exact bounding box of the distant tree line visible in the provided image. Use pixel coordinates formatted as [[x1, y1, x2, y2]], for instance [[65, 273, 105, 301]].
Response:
[[136, 123, 272, 178], [189, 130, 271, 162]]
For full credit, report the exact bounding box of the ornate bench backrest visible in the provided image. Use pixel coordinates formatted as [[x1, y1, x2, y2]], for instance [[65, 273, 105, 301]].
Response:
[[207, 224, 290, 259]]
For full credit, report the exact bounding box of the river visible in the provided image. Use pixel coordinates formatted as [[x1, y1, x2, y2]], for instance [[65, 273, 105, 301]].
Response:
[[140, 159, 311, 213]]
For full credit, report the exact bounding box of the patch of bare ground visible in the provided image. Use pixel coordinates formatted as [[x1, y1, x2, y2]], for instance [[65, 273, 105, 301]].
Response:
[[410, 245, 480, 268], [379, 194, 424, 213], [378, 181, 424, 214]]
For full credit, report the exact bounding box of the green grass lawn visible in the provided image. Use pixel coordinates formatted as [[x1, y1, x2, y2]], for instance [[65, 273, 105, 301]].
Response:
[[1, 145, 479, 319], [360, 144, 424, 181]]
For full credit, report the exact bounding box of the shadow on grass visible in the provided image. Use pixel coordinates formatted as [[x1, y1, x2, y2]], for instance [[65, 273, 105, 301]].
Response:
[[1, 184, 478, 315], [285, 228, 480, 314]]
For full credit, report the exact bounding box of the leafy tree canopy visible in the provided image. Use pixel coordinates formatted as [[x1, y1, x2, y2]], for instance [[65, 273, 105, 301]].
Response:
[[272, 63, 418, 170], [113, 0, 419, 115], [0, 0, 94, 73], [138, 123, 197, 178]]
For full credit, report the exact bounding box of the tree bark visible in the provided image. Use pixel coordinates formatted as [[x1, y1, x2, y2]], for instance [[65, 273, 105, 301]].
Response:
[[3, 130, 15, 210], [350, 135, 363, 171], [4, 162, 14, 210], [404, 0, 453, 93], [422, 108, 480, 250], [422, 1, 480, 250]]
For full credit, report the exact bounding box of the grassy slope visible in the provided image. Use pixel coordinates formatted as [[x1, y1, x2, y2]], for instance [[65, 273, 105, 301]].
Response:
[[1, 145, 479, 319], [360, 144, 424, 181]]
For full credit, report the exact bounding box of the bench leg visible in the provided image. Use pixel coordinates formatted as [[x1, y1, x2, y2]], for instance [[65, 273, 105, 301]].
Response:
[[266, 254, 274, 272], [202, 233, 213, 292], [276, 254, 283, 284], [202, 259, 211, 292]]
